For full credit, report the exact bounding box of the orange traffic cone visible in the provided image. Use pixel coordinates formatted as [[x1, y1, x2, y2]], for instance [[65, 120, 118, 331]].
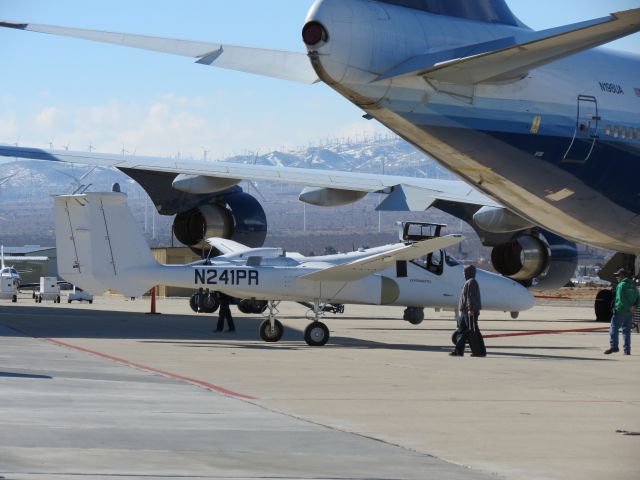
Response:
[[146, 286, 161, 315]]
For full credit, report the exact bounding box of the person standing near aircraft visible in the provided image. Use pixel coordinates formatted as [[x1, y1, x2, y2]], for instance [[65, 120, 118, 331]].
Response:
[[451, 265, 482, 357], [216, 292, 236, 333], [605, 269, 639, 355]]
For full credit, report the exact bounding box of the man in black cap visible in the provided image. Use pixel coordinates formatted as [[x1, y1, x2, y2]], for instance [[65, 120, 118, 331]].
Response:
[[605, 268, 639, 355], [451, 265, 482, 356]]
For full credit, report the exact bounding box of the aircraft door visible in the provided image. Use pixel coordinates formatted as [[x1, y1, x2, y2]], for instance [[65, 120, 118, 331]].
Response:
[[563, 95, 600, 164]]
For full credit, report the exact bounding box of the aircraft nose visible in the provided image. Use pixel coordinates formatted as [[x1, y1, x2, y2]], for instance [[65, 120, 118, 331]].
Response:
[[513, 282, 535, 311], [479, 270, 535, 312]]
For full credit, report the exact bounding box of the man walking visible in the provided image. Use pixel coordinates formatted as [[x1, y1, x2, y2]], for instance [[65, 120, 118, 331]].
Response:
[[451, 265, 482, 357], [605, 268, 638, 355], [215, 292, 236, 333]]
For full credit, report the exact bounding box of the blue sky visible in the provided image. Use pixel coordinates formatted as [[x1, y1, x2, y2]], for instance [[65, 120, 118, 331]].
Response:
[[1, 0, 638, 159]]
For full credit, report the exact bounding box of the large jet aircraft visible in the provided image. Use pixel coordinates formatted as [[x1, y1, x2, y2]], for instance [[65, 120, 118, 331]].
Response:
[[0, 0, 638, 297], [53, 192, 534, 346]]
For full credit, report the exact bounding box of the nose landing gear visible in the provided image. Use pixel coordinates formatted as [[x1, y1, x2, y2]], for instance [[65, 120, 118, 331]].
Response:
[[259, 301, 284, 343]]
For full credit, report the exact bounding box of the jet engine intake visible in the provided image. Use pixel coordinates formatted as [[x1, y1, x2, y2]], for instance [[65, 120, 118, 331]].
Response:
[[172, 192, 267, 253], [491, 231, 577, 290]]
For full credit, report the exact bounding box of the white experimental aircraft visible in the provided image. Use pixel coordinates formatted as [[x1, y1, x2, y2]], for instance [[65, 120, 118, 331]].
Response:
[[53, 192, 534, 346], [0, 246, 48, 303]]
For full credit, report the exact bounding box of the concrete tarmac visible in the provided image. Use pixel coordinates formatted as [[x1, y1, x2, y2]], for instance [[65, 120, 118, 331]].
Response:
[[0, 295, 638, 480]]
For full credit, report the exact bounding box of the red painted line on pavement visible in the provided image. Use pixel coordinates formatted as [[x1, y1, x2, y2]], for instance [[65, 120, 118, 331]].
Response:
[[42, 337, 257, 401], [485, 326, 608, 339]]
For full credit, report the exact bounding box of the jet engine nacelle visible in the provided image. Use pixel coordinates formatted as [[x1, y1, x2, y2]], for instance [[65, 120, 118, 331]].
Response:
[[173, 191, 267, 253], [491, 231, 578, 290]]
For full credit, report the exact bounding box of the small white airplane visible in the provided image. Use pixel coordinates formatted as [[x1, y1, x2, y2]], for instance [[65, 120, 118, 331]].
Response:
[[53, 192, 534, 346], [0, 246, 48, 303]]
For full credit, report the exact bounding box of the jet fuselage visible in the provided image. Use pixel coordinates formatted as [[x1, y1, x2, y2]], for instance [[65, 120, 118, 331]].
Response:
[[305, 0, 640, 253]]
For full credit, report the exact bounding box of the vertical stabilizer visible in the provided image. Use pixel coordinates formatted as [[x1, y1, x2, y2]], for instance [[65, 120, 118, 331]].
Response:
[[54, 192, 159, 297]]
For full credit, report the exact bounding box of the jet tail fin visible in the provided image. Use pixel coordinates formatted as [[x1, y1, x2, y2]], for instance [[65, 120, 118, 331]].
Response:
[[54, 192, 159, 297], [378, 8, 640, 84]]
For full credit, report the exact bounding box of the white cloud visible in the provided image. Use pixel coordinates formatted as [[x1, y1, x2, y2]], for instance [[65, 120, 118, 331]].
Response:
[[0, 111, 18, 141], [8, 94, 394, 157], [34, 106, 64, 131]]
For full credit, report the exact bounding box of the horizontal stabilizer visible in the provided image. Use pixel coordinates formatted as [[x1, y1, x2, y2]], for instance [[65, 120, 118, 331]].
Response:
[[206, 237, 251, 255], [301, 235, 463, 282], [378, 8, 640, 84], [0, 20, 318, 84]]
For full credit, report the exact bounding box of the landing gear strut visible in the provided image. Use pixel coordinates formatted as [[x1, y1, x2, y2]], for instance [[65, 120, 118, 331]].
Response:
[[259, 301, 284, 342], [304, 299, 330, 346]]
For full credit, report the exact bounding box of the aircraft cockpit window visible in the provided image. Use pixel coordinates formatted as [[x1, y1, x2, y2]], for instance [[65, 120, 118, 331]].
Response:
[[411, 249, 444, 275], [445, 254, 460, 267], [260, 257, 299, 267], [377, 0, 522, 26]]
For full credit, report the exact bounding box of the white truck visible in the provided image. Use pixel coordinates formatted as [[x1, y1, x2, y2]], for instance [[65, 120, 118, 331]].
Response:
[[35, 277, 61, 304], [0, 275, 18, 303]]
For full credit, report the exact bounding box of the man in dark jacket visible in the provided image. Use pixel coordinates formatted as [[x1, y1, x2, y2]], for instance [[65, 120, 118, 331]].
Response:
[[451, 265, 482, 356], [215, 292, 236, 333], [605, 268, 638, 355]]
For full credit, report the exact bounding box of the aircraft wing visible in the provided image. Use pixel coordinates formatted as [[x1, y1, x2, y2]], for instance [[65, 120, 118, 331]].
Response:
[[0, 20, 318, 84], [0, 145, 501, 212], [300, 235, 463, 282], [378, 8, 640, 84]]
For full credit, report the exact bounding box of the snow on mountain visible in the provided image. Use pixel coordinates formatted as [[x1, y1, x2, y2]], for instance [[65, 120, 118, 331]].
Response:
[[223, 137, 454, 179]]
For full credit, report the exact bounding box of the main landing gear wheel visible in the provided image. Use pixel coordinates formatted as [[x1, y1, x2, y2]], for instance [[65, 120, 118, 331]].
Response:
[[259, 319, 284, 343], [11, 295, 17, 303], [451, 331, 458, 345], [403, 307, 424, 325], [304, 321, 330, 347], [595, 289, 613, 322], [510, 311, 519, 319]]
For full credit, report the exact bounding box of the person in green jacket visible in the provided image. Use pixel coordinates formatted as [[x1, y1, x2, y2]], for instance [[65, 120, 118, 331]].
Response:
[[605, 268, 639, 355]]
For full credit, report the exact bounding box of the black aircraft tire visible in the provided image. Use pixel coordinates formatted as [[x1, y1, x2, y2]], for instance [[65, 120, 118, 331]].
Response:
[[452, 331, 457, 345], [403, 307, 424, 325], [189, 294, 199, 313], [304, 321, 330, 347], [238, 299, 269, 315], [259, 319, 284, 343], [201, 293, 220, 314], [594, 289, 613, 322]]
